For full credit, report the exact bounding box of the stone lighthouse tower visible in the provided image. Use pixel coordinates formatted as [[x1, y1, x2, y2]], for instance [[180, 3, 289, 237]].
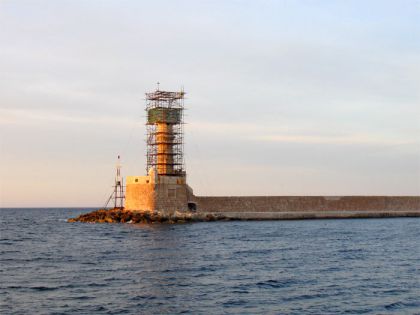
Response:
[[145, 86, 185, 176], [124, 86, 194, 213]]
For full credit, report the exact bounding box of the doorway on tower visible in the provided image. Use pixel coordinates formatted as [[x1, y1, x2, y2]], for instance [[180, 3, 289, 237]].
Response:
[[188, 202, 197, 212]]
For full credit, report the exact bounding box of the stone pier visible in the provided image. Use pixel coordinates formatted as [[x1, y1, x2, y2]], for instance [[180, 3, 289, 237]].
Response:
[[124, 173, 420, 220]]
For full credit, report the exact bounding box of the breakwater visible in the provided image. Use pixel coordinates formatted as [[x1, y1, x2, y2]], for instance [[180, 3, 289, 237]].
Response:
[[69, 196, 420, 224], [193, 196, 420, 220]]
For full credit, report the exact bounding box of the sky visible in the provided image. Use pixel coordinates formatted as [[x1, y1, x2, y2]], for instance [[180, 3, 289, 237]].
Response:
[[0, 0, 419, 207]]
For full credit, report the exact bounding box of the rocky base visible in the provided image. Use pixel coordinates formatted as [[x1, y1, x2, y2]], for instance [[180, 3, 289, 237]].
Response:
[[68, 208, 420, 224], [68, 209, 228, 224]]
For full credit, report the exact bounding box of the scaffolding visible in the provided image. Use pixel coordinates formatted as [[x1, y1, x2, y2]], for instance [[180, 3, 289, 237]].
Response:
[[145, 87, 185, 176]]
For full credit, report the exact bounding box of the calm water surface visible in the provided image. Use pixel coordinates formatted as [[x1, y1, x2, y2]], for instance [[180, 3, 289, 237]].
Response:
[[1, 208, 419, 314]]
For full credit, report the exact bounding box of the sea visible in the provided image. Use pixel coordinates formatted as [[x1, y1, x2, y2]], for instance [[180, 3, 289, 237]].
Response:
[[1, 208, 419, 315]]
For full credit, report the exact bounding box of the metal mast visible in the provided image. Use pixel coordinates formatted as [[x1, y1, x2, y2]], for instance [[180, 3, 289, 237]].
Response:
[[114, 155, 124, 209], [145, 85, 185, 176], [103, 155, 125, 209]]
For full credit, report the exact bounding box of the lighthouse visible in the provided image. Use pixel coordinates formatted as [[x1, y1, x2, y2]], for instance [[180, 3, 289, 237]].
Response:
[[145, 87, 185, 176], [124, 86, 194, 213]]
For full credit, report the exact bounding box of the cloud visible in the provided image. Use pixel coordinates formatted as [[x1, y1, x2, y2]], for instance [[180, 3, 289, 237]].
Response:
[[188, 121, 418, 147], [0, 108, 137, 126], [252, 134, 417, 146]]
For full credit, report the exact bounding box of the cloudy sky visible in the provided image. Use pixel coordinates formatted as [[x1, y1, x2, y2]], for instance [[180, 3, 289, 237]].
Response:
[[1, 0, 419, 207]]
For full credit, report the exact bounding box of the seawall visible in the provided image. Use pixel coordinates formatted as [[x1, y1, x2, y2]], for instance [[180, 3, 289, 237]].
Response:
[[192, 196, 420, 220]]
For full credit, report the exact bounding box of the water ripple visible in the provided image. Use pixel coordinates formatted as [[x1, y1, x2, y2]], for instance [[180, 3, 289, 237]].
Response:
[[1, 208, 419, 314]]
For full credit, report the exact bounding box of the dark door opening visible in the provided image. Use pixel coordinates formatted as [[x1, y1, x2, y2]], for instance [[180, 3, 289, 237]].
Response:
[[188, 202, 197, 211]]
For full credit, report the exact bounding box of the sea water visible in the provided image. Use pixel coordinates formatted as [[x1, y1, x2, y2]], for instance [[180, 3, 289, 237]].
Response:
[[1, 208, 419, 314]]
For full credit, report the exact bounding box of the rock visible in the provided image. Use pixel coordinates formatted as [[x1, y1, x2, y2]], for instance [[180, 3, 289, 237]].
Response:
[[68, 208, 229, 224], [104, 217, 114, 223], [205, 214, 216, 221]]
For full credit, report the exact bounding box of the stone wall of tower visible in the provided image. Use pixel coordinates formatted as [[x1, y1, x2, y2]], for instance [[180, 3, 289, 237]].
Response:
[[124, 175, 155, 211], [125, 169, 193, 213], [156, 123, 174, 175]]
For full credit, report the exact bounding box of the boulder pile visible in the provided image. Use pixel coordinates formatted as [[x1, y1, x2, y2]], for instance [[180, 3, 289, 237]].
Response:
[[68, 208, 228, 224]]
